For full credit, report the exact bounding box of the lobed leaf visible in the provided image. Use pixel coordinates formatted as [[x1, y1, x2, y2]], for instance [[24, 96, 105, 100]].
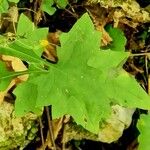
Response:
[[41, 0, 56, 15], [14, 13, 150, 134]]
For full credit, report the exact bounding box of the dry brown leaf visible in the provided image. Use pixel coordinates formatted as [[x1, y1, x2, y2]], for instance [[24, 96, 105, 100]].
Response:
[[86, 5, 113, 46], [2, 55, 28, 82], [43, 31, 61, 62], [0, 80, 16, 105], [96, 25, 112, 46], [37, 116, 70, 150], [0, 55, 28, 105], [37, 117, 65, 150], [47, 118, 64, 149]]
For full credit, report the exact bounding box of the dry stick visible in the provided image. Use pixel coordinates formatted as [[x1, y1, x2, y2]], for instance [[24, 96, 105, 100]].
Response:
[[39, 117, 45, 150], [12, 20, 16, 35], [45, 106, 57, 150], [130, 52, 150, 57], [18, 8, 37, 14], [148, 75, 150, 95], [145, 56, 150, 95]]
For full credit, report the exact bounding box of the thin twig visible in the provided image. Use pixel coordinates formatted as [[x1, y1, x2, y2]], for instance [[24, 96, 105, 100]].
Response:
[[39, 117, 45, 150], [64, 8, 78, 18], [18, 8, 37, 14], [45, 106, 56, 150], [148, 75, 150, 95], [130, 52, 150, 57], [54, 0, 78, 18], [145, 55, 150, 95]]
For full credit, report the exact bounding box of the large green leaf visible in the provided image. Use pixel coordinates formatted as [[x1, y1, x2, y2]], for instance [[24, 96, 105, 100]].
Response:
[[137, 114, 150, 150], [14, 13, 150, 134]]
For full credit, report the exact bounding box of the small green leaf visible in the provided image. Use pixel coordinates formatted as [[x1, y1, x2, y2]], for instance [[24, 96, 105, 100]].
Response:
[[16, 14, 49, 56], [17, 14, 34, 37], [56, 0, 68, 8], [41, 0, 56, 15], [137, 114, 150, 150], [19, 28, 49, 56], [105, 25, 127, 51], [0, 0, 9, 13]]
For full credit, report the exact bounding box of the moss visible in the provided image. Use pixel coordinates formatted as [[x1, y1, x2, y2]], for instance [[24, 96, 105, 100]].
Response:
[[0, 102, 38, 150]]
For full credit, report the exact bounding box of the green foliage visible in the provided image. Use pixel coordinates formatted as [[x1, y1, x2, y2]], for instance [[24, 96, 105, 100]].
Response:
[[0, 0, 9, 13], [17, 14, 49, 43], [0, 0, 19, 13], [41, 0, 56, 16], [105, 25, 127, 51], [41, 0, 68, 15], [137, 114, 150, 150], [0, 13, 150, 134], [0, 61, 15, 90], [14, 81, 43, 116], [16, 14, 49, 56], [0, 14, 48, 64], [17, 14, 34, 37], [56, 0, 68, 8]]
